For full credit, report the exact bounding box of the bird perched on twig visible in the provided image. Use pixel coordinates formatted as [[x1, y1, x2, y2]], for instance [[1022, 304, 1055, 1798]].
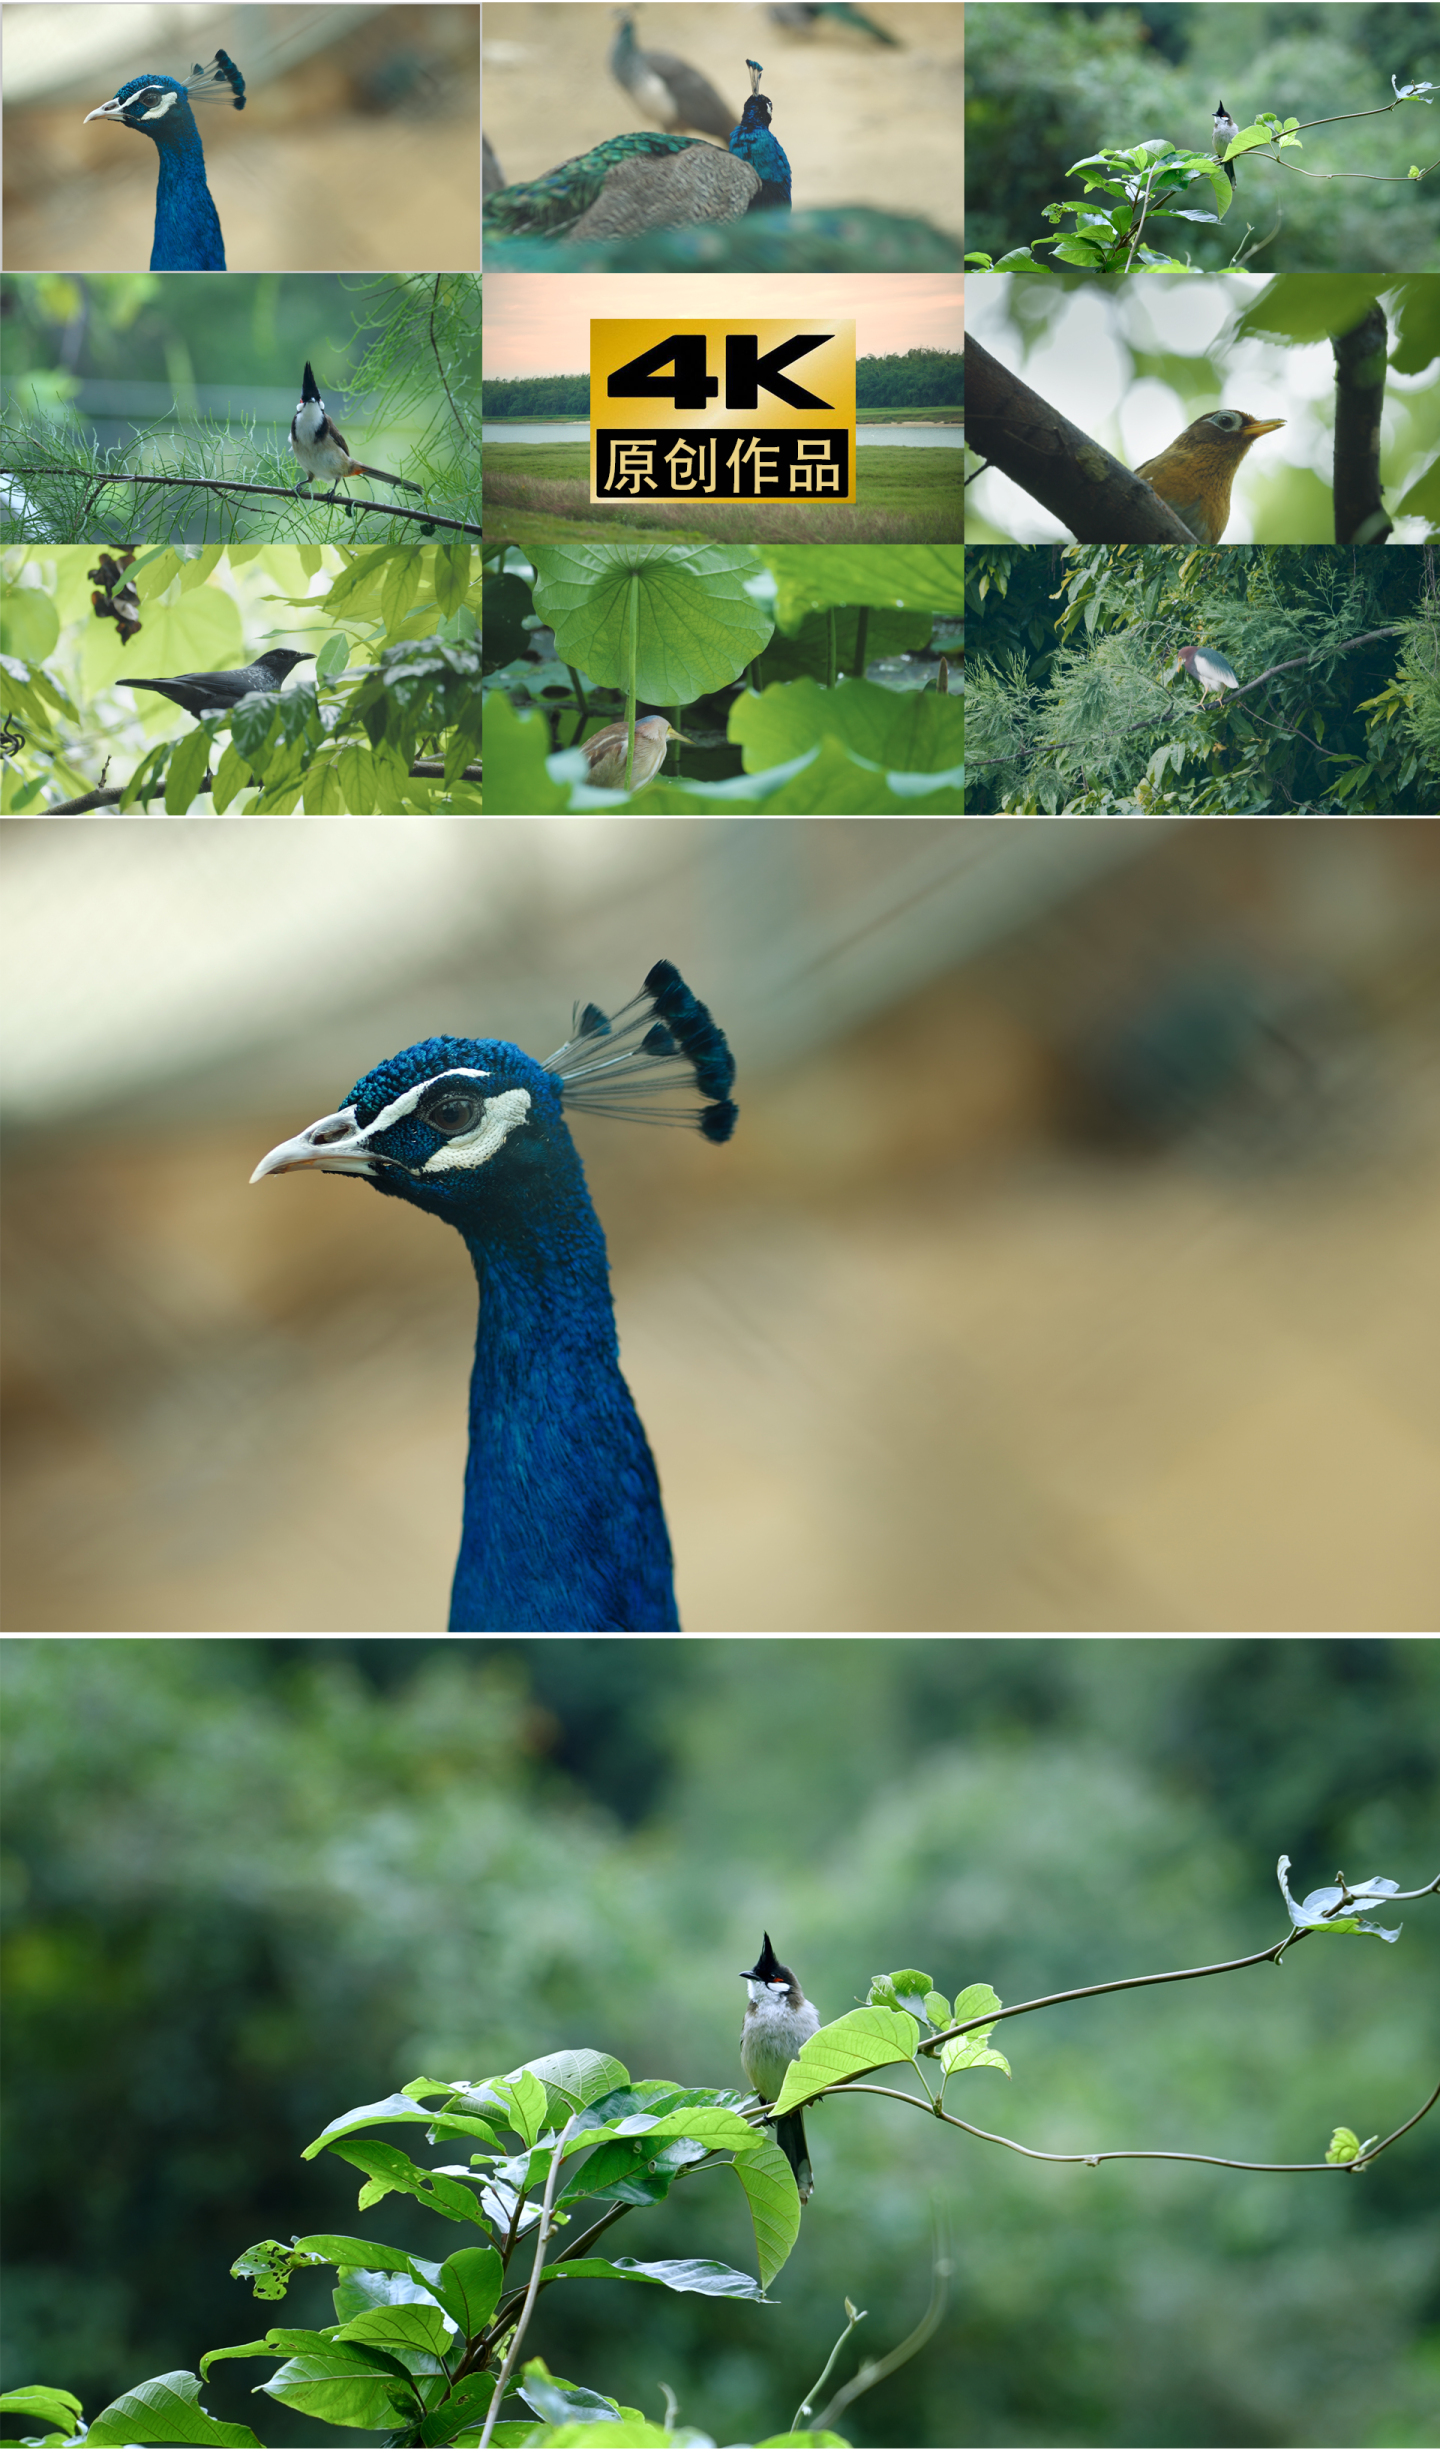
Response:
[[290, 363, 423, 500], [1213, 99, 1240, 188], [120, 648, 314, 720], [729, 59, 792, 211], [610, 11, 736, 140], [83, 50, 244, 269], [769, 3, 900, 42], [1173, 643, 1241, 707], [252, 961, 738, 1633], [578, 715, 697, 789], [1134, 408, 1285, 544]]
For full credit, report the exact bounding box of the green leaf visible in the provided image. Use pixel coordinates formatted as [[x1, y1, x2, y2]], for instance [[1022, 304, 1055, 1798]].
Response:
[[327, 2137, 485, 2221], [923, 1992, 952, 2029], [163, 724, 212, 815], [493, 2067, 550, 2146], [755, 2435, 854, 2448], [729, 674, 963, 775], [732, 2134, 801, 2287], [381, 553, 422, 634], [200, 2335, 303, 2380], [430, 2243, 504, 2334], [542, 2256, 769, 2299], [332, 2302, 452, 2356], [763, 545, 963, 627], [304, 2093, 461, 2158], [260, 2340, 422, 2428], [772, 2005, 920, 2115], [518, 2363, 625, 2428], [531, 541, 773, 702], [230, 2238, 332, 2300], [0, 2387, 83, 2431], [515, 2049, 632, 2113], [1327, 2126, 1361, 2164], [560, 2131, 708, 2205], [83, 2371, 265, 2447], [290, 2231, 423, 2270], [433, 543, 473, 617]]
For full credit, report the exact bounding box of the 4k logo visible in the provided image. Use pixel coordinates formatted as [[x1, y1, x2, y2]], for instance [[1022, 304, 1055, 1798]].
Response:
[[591, 318, 856, 503]]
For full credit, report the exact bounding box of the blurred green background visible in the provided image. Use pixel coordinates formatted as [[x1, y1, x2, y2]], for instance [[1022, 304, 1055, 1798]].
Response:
[[3, 1636, 1437, 2447]]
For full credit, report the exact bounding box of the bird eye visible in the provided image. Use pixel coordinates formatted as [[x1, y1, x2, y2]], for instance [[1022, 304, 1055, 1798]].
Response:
[[1211, 412, 1242, 432], [423, 1087, 486, 1136]]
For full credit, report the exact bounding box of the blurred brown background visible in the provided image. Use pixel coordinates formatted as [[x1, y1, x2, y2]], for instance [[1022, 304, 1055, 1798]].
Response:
[[482, 0, 962, 239], [3, 814, 1438, 1633], [3, 2, 480, 271]]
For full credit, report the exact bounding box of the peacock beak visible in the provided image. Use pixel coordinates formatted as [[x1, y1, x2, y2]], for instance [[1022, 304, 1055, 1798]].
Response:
[[251, 1110, 377, 1182]]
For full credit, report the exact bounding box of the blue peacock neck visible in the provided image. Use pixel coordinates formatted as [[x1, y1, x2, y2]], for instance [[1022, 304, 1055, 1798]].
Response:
[[448, 1157, 678, 1636], [149, 120, 225, 268]]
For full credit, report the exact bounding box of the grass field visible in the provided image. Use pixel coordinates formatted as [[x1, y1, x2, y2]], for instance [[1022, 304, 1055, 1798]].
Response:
[[483, 443, 963, 544]]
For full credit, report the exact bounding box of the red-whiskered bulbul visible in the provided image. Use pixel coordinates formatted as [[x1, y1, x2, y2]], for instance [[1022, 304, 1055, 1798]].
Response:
[[740, 1933, 819, 2202], [290, 362, 422, 498], [1213, 100, 1239, 188]]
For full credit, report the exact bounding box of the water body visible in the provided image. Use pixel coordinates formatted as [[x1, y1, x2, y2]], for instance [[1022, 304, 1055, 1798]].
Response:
[[484, 422, 962, 448]]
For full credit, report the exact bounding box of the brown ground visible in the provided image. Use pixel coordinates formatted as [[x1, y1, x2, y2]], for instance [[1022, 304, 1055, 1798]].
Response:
[[482, 0, 962, 239]]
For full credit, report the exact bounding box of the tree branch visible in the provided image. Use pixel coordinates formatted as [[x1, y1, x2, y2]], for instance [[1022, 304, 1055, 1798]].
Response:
[[1332, 306, 1393, 544], [832, 2072, 1440, 2178], [966, 336, 1200, 544], [1, 466, 481, 538]]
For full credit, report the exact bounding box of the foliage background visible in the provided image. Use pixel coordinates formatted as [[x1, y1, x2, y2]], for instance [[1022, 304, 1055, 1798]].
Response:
[[964, 2, 1440, 274], [2, 1636, 1438, 2449]]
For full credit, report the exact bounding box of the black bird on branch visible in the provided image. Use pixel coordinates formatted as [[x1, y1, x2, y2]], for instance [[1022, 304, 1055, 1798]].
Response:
[[120, 648, 315, 719]]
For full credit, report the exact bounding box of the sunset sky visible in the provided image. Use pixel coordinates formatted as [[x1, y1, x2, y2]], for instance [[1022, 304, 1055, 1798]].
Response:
[[485, 275, 963, 378]]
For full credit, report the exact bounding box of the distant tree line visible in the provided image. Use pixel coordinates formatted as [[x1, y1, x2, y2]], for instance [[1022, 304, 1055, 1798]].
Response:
[[484, 352, 962, 419]]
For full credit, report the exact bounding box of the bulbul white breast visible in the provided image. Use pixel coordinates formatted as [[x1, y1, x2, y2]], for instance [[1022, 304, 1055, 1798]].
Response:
[[741, 1985, 818, 2100]]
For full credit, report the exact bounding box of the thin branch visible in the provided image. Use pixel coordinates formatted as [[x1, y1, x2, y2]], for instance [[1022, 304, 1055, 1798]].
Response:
[[428, 275, 469, 438], [835, 2073, 1440, 2176], [477, 2112, 583, 2452], [792, 2300, 867, 2435], [1, 467, 481, 538], [813, 2210, 951, 2434]]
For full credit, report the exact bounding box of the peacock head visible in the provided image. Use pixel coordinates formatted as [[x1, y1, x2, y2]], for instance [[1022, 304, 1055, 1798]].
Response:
[[84, 53, 244, 137], [252, 964, 737, 1234], [250, 1036, 578, 1233]]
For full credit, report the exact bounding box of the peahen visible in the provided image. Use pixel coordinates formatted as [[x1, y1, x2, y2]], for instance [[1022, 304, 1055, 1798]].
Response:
[[729, 59, 792, 210], [768, 2, 901, 40], [609, 11, 737, 139], [83, 50, 245, 270], [252, 962, 737, 1633]]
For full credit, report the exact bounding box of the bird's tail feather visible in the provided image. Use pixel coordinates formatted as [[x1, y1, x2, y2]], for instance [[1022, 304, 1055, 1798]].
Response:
[[352, 464, 424, 494], [774, 2109, 812, 2202], [546, 959, 738, 1142]]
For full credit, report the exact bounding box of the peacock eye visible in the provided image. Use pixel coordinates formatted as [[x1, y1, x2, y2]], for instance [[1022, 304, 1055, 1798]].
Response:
[[424, 1088, 486, 1135]]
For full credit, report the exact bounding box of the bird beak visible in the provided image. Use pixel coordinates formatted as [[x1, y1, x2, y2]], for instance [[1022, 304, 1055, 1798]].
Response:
[[251, 1110, 378, 1183], [83, 95, 128, 122], [1241, 416, 1286, 437]]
